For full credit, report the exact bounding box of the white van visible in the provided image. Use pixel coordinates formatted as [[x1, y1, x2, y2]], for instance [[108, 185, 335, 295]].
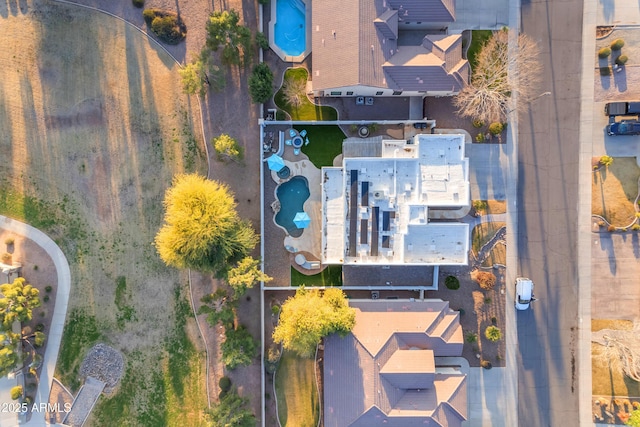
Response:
[[515, 278, 536, 310]]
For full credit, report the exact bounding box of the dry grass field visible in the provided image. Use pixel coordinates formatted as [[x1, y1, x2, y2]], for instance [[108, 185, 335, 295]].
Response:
[[0, 1, 208, 425], [592, 158, 640, 227]]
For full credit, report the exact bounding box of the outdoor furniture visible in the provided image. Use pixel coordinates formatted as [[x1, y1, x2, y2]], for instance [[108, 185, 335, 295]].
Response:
[[300, 129, 307, 137], [285, 139, 292, 145], [305, 137, 309, 145], [294, 148, 301, 155], [289, 129, 296, 137]]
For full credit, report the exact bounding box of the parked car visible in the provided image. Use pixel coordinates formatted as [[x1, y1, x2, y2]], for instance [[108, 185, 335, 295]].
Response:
[[515, 277, 536, 310], [604, 101, 640, 116], [607, 120, 640, 136]]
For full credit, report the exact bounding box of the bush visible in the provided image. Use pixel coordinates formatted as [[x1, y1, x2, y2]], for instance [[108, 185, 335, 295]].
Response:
[[611, 39, 625, 50], [600, 66, 611, 76], [248, 63, 274, 104], [481, 360, 493, 369], [475, 133, 485, 143], [255, 32, 269, 50], [598, 47, 611, 58], [10, 386, 23, 400], [144, 9, 186, 45], [35, 323, 44, 332], [616, 55, 628, 65], [444, 275, 460, 290], [465, 332, 477, 343], [599, 155, 613, 167], [271, 305, 280, 315], [4, 238, 14, 245], [219, 376, 232, 393], [608, 225, 616, 232], [132, 0, 144, 8], [45, 285, 52, 293], [632, 224, 640, 231], [472, 119, 484, 128], [1, 253, 11, 263], [475, 271, 497, 290], [488, 122, 503, 135], [43, 295, 50, 303], [485, 325, 502, 342]]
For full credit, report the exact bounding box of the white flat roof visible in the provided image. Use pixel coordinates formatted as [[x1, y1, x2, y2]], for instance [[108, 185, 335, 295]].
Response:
[[321, 133, 470, 266]]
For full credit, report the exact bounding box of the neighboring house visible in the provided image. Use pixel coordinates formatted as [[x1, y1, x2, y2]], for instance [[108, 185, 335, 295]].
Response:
[[324, 299, 467, 427], [321, 133, 470, 267], [311, 0, 469, 97]]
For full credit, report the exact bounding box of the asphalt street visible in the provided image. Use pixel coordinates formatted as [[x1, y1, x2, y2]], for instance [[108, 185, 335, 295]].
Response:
[[517, 0, 583, 426]]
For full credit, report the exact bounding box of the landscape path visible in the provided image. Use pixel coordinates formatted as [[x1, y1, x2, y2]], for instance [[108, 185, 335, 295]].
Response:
[[0, 216, 71, 427]]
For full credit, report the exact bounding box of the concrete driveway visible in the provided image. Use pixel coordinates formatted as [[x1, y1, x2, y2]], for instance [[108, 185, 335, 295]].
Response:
[[592, 102, 640, 159], [466, 143, 509, 200]]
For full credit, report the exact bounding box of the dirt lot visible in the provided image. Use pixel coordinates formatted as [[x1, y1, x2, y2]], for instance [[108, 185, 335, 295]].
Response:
[[0, 1, 209, 424]]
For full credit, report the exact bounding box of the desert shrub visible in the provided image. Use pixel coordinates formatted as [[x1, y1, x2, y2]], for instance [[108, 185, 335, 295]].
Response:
[[475, 271, 497, 290], [598, 47, 611, 58], [600, 66, 611, 76], [473, 200, 488, 212], [219, 376, 232, 393], [255, 32, 269, 50], [481, 360, 493, 369], [4, 238, 14, 245], [465, 332, 477, 343], [43, 295, 50, 303], [1, 253, 11, 263], [608, 225, 616, 232], [271, 305, 280, 315], [472, 119, 484, 128], [616, 55, 628, 65], [475, 133, 485, 143], [488, 122, 504, 135], [491, 316, 497, 325], [599, 155, 613, 167], [485, 325, 502, 342], [611, 39, 625, 50], [144, 9, 186, 44], [267, 345, 281, 363], [10, 386, 23, 400], [35, 323, 44, 332], [632, 224, 640, 231], [132, 0, 144, 8], [484, 297, 492, 304], [45, 285, 52, 293], [445, 275, 460, 290]]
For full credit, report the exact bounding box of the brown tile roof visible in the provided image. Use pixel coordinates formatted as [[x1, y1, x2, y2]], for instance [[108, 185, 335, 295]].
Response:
[[323, 300, 466, 427]]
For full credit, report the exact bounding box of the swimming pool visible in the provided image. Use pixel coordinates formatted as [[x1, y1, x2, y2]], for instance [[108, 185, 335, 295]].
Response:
[[275, 175, 310, 238], [273, 0, 306, 57]]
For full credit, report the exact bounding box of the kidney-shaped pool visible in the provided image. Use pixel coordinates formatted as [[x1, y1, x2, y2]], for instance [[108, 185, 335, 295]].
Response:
[[275, 175, 310, 238]]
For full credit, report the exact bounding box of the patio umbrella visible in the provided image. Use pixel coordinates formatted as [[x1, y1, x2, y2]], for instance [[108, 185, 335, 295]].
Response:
[[293, 211, 311, 228], [267, 154, 286, 171]]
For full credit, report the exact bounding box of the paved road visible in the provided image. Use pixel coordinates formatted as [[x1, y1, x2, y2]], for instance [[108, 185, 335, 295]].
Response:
[[517, 0, 583, 426]]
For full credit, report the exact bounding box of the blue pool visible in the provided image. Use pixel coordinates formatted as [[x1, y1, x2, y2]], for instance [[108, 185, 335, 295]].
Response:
[[275, 176, 310, 238], [274, 0, 306, 57]]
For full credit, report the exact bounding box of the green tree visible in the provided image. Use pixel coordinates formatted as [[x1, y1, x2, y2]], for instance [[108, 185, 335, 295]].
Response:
[[205, 10, 252, 65], [0, 278, 41, 328], [213, 134, 244, 163], [154, 174, 258, 275], [248, 63, 274, 104], [0, 331, 21, 377], [628, 408, 640, 427], [255, 32, 269, 50], [180, 50, 225, 97], [273, 287, 356, 357], [199, 289, 235, 329], [206, 390, 255, 427], [221, 326, 258, 369], [282, 76, 307, 109], [227, 257, 272, 300]]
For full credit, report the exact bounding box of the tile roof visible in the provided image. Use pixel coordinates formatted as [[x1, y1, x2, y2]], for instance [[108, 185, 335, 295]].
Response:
[[324, 300, 466, 427]]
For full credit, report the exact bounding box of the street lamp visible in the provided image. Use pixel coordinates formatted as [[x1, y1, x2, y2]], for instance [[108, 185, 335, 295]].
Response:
[[529, 91, 551, 102]]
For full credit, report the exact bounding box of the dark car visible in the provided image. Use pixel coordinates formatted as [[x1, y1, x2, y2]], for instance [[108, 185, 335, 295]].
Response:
[[607, 120, 640, 136], [413, 122, 428, 129]]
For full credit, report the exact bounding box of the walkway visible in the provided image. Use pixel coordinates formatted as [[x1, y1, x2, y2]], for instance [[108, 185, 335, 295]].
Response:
[[62, 376, 105, 427], [0, 215, 71, 426]]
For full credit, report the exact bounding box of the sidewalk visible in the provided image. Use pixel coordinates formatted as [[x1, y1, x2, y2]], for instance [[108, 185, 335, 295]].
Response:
[[0, 216, 71, 426]]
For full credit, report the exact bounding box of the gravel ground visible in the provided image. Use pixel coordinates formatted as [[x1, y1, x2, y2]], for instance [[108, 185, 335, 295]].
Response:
[[594, 27, 640, 102], [79, 343, 124, 395]]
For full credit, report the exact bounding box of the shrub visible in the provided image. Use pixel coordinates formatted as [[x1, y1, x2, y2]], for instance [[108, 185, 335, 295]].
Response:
[[35, 323, 44, 332], [132, 0, 144, 8], [271, 305, 280, 315], [248, 63, 274, 103], [33, 265, 38, 270], [599, 155, 613, 167], [43, 295, 50, 303], [472, 119, 484, 128], [4, 238, 14, 245], [610, 39, 625, 50], [481, 360, 493, 369], [10, 386, 23, 400], [267, 344, 281, 363], [598, 47, 611, 58], [142, 8, 155, 22], [475, 133, 485, 143], [465, 332, 477, 343], [484, 297, 492, 304], [485, 325, 502, 342], [1, 253, 11, 263], [445, 275, 460, 290], [488, 122, 504, 135], [45, 285, 52, 293], [608, 225, 616, 232], [255, 32, 269, 50], [219, 376, 232, 393], [475, 271, 497, 290], [615, 55, 628, 65], [600, 66, 611, 76], [491, 316, 497, 325], [632, 224, 640, 231], [144, 9, 186, 45]]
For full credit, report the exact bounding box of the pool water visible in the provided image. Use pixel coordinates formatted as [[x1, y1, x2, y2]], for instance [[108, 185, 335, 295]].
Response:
[[274, 0, 306, 56], [275, 175, 310, 238]]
